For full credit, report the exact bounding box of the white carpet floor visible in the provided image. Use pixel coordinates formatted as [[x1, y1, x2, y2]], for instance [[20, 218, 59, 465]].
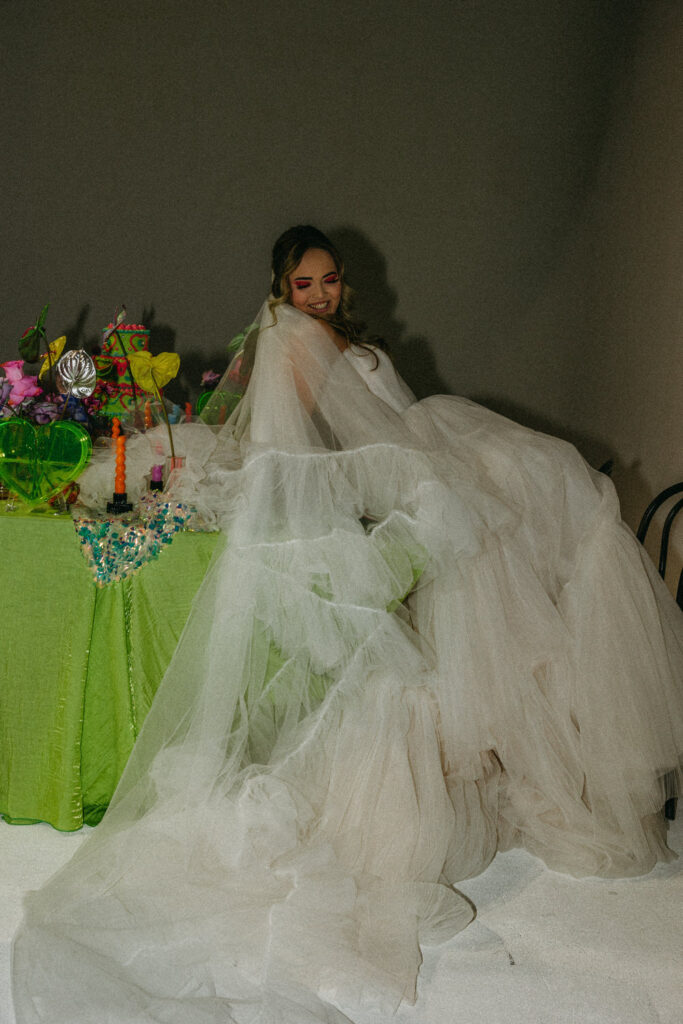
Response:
[[1, 816, 681, 1024]]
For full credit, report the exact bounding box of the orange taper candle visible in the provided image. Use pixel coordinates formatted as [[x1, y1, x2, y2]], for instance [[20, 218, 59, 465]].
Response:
[[114, 435, 126, 494], [144, 401, 153, 429]]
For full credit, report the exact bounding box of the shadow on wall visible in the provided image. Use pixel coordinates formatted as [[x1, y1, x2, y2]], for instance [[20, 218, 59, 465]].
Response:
[[142, 306, 237, 405], [64, 304, 181, 364], [329, 226, 452, 400], [326, 226, 656, 530], [143, 306, 192, 407], [64, 305, 101, 357]]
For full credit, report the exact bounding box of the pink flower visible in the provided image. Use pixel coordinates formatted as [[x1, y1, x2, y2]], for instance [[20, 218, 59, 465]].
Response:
[[1, 359, 42, 405], [2, 359, 24, 381]]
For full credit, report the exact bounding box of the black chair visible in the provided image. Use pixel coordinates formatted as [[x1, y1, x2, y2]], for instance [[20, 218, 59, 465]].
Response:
[[636, 483, 683, 820]]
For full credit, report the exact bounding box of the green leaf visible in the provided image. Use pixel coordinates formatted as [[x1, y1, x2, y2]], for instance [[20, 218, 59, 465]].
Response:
[[227, 322, 259, 354], [18, 304, 50, 363], [35, 304, 50, 331]]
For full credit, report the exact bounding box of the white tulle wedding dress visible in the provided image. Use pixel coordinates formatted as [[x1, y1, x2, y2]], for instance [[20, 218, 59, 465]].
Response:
[[12, 303, 683, 1024]]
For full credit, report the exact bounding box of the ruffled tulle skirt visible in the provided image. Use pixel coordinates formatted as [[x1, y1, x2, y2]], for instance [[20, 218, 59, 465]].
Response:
[[12, 396, 683, 1024]]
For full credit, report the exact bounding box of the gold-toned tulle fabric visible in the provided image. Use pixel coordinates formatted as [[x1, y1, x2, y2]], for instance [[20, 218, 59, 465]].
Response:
[[13, 303, 683, 1024]]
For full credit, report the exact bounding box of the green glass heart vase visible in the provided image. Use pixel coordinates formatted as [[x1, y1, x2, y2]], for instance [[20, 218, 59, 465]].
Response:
[[0, 418, 92, 507]]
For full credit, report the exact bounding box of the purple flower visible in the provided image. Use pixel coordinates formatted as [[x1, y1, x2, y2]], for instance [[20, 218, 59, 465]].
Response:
[[32, 400, 60, 424], [201, 369, 220, 388]]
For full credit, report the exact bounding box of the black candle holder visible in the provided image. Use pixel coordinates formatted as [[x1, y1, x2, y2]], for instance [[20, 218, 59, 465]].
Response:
[[107, 491, 133, 514]]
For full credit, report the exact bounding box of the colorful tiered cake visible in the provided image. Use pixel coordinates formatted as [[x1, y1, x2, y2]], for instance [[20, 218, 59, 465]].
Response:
[[94, 323, 149, 418]]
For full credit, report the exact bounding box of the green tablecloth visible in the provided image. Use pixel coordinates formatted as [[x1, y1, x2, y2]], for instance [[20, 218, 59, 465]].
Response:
[[0, 513, 222, 830]]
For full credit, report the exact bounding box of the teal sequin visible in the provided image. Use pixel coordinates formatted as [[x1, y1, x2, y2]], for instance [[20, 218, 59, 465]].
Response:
[[73, 496, 201, 586]]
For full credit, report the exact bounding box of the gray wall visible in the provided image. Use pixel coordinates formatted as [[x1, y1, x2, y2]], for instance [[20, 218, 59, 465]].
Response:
[[2, 1, 680, 553]]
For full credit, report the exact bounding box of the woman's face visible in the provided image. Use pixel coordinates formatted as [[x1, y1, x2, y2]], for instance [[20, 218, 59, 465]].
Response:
[[287, 248, 342, 320]]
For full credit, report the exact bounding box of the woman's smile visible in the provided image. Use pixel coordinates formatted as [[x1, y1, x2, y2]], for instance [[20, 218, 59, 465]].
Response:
[[288, 247, 342, 319]]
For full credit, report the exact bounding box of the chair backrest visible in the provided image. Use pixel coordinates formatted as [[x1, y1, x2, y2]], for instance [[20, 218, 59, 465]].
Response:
[[637, 483, 683, 609]]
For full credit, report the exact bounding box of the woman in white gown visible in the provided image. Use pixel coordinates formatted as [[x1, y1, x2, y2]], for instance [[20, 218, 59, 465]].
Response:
[[12, 226, 683, 1024]]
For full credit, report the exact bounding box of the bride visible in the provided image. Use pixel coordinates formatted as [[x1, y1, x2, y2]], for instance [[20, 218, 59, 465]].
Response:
[[12, 225, 683, 1024]]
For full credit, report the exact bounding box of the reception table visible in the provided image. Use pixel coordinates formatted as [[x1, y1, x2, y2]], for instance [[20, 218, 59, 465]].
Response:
[[0, 511, 222, 830]]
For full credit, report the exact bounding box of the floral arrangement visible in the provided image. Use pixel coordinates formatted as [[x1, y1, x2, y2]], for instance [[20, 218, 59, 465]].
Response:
[[1, 305, 114, 435], [0, 304, 191, 512], [0, 359, 116, 429]]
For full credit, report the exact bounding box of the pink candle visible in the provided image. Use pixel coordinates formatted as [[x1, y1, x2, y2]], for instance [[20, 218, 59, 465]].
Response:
[[150, 463, 164, 492]]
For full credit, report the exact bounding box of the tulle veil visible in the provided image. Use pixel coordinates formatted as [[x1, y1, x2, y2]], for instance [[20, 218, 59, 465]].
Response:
[[11, 300, 683, 1023]]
